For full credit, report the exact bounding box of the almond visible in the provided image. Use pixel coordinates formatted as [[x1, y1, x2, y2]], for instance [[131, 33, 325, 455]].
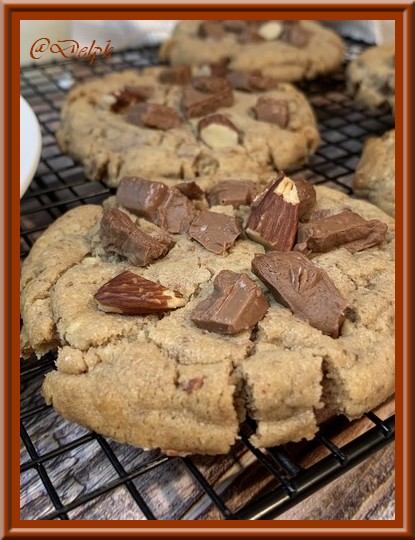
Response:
[[94, 271, 185, 315], [198, 114, 240, 148], [257, 21, 283, 41], [246, 173, 299, 251]]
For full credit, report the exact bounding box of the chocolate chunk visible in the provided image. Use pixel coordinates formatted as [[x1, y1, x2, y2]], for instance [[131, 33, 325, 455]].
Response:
[[111, 85, 154, 112], [117, 177, 169, 222], [227, 70, 279, 92], [293, 177, 316, 221], [94, 271, 185, 315], [281, 21, 311, 48], [182, 77, 234, 118], [100, 208, 174, 267], [189, 210, 242, 254], [294, 211, 388, 256], [198, 114, 241, 148], [254, 96, 290, 128], [191, 270, 269, 335], [223, 20, 249, 34], [155, 189, 198, 234], [204, 62, 230, 78], [252, 251, 347, 338], [125, 103, 181, 130], [159, 66, 192, 85], [246, 173, 299, 251], [208, 180, 260, 208], [198, 20, 226, 40], [176, 181, 205, 200], [179, 377, 205, 393], [238, 27, 264, 44]]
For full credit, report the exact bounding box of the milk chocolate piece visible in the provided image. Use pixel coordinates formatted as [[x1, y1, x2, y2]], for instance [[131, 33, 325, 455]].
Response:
[[198, 20, 226, 40], [246, 173, 299, 251], [227, 70, 279, 92], [293, 177, 317, 221], [189, 210, 242, 254], [159, 66, 192, 85], [95, 271, 185, 315], [198, 114, 241, 148], [238, 27, 264, 44], [117, 177, 169, 221], [223, 20, 249, 34], [182, 77, 234, 118], [125, 103, 181, 130], [254, 96, 290, 128], [100, 208, 174, 267], [155, 189, 198, 234], [176, 181, 205, 200], [208, 180, 260, 208], [295, 211, 388, 256], [111, 85, 154, 112], [252, 251, 347, 338], [281, 21, 311, 48], [191, 270, 269, 335]]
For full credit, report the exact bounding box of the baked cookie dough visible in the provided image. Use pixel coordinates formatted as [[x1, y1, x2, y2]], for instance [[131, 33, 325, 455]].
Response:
[[346, 43, 395, 113], [354, 130, 395, 217], [21, 179, 395, 455], [56, 66, 320, 188], [160, 20, 344, 82]]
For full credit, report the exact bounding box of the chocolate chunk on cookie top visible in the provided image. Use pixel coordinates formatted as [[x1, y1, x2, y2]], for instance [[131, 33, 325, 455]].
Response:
[[111, 85, 154, 112], [116, 177, 169, 221], [155, 189, 197, 234], [254, 96, 290, 128], [252, 251, 347, 338], [189, 210, 242, 254], [295, 211, 388, 257], [125, 103, 181, 130], [227, 70, 279, 92], [182, 76, 234, 118], [191, 270, 269, 334], [208, 180, 260, 208], [159, 65, 192, 85], [293, 177, 317, 220], [100, 208, 174, 267], [95, 271, 185, 315], [246, 174, 299, 251]]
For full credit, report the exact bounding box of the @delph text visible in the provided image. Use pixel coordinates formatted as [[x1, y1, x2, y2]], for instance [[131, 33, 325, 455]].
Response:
[[30, 39, 113, 64]]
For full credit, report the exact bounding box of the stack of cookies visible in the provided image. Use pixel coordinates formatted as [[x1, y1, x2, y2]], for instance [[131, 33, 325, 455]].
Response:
[[21, 20, 395, 456]]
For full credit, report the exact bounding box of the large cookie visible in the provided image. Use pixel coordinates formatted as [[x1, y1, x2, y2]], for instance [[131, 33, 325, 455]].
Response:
[[160, 20, 344, 82], [21, 182, 395, 455], [354, 130, 395, 217], [346, 44, 395, 113], [56, 67, 320, 188]]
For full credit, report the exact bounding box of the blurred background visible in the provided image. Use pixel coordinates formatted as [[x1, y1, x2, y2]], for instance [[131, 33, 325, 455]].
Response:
[[20, 20, 395, 66]]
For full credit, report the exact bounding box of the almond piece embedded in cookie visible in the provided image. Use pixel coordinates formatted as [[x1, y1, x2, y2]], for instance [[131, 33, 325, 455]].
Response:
[[191, 270, 269, 335], [294, 211, 388, 256], [94, 270, 185, 315], [100, 208, 174, 266], [257, 21, 284, 41], [198, 114, 240, 148], [254, 96, 290, 128], [252, 251, 348, 338], [125, 103, 181, 130], [189, 210, 242, 254], [246, 173, 299, 251]]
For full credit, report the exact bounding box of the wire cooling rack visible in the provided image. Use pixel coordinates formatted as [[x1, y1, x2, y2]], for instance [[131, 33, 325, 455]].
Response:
[[20, 41, 395, 520]]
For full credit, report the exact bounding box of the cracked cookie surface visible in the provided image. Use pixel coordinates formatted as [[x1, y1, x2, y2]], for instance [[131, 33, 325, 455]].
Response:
[[160, 20, 344, 82], [21, 186, 395, 455], [56, 67, 320, 188]]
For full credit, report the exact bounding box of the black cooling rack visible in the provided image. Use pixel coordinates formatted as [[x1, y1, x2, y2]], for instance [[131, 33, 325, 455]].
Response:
[[20, 41, 395, 521]]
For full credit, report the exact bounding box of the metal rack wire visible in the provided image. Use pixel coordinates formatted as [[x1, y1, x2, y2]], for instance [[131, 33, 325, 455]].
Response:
[[20, 41, 395, 521]]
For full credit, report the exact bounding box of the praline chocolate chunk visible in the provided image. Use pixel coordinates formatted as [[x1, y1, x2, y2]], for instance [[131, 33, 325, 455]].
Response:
[[117, 177, 169, 222], [252, 251, 347, 338], [100, 208, 174, 267], [293, 177, 317, 221], [246, 174, 299, 251], [295, 211, 388, 257], [111, 85, 154, 112], [281, 21, 311, 47], [159, 66, 192, 85], [176, 181, 205, 200], [155, 189, 198, 234], [227, 69, 279, 92], [198, 114, 241, 148], [208, 180, 260, 208], [189, 210, 242, 254], [254, 96, 289, 128], [94, 270, 185, 315], [182, 76, 234, 118], [198, 20, 226, 40], [191, 270, 269, 335], [125, 103, 181, 130], [223, 20, 249, 34]]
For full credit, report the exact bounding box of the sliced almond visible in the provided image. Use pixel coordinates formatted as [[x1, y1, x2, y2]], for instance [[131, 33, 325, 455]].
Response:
[[257, 21, 283, 41]]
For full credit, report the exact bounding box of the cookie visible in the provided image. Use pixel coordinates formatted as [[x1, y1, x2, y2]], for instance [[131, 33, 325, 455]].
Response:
[[354, 130, 395, 217], [21, 180, 395, 455], [160, 20, 344, 82], [56, 67, 320, 188], [346, 44, 395, 113]]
